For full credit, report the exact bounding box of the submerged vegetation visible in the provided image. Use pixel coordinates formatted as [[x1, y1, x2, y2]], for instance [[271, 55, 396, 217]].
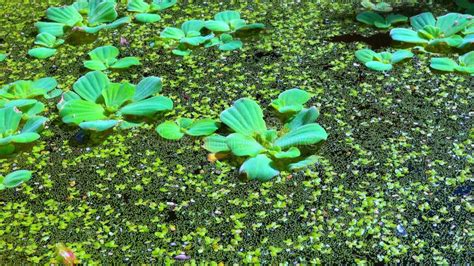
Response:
[[0, 0, 472, 264]]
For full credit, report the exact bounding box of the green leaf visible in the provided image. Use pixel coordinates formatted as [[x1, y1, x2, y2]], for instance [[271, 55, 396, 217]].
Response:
[[156, 121, 184, 140], [288, 155, 319, 170], [119, 96, 173, 116], [32, 77, 57, 92], [365, 61, 393, 71], [410, 12, 436, 31], [220, 98, 267, 136], [151, 0, 177, 10], [89, 45, 119, 62], [219, 40, 242, 51], [275, 123, 328, 149], [34, 32, 63, 48], [172, 48, 191, 56], [104, 16, 131, 29], [46, 5, 83, 27], [24, 102, 46, 117], [372, 2, 392, 12], [235, 23, 265, 31], [390, 28, 428, 44], [203, 134, 229, 153], [285, 107, 320, 131], [429, 35, 463, 47], [436, 13, 471, 36], [373, 20, 390, 28], [177, 118, 193, 128], [226, 133, 264, 156], [22, 116, 47, 133], [240, 154, 279, 181], [102, 83, 135, 109], [458, 34, 474, 48], [205, 20, 231, 32], [386, 14, 408, 24], [88, 1, 118, 26], [35, 22, 65, 37], [82, 24, 107, 34], [10, 132, 41, 143], [110, 57, 141, 69], [355, 49, 378, 63], [135, 13, 161, 23], [59, 99, 107, 124], [181, 35, 214, 46], [271, 88, 312, 113], [459, 51, 474, 67], [390, 50, 413, 64], [356, 11, 385, 26], [181, 20, 205, 35], [28, 48, 57, 59], [185, 119, 219, 136], [0, 107, 21, 134], [133, 76, 162, 101], [215, 11, 241, 23], [79, 120, 119, 131], [73, 71, 110, 102], [160, 27, 185, 40], [0, 54, 6, 62], [274, 147, 301, 159], [0, 144, 15, 155], [1, 170, 33, 189], [127, 0, 150, 13], [84, 60, 108, 71], [430, 57, 458, 72]]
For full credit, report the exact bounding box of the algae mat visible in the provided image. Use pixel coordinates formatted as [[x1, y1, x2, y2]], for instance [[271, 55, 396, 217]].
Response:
[[0, 0, 472, 264]]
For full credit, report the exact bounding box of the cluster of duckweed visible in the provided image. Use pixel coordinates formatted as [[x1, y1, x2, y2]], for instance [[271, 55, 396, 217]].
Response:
[[0, 0, 472, 264]]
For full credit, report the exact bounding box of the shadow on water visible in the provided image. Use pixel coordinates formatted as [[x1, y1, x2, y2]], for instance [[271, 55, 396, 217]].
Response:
[[329, 32, 392, 49], [65, 30, 98, 46]]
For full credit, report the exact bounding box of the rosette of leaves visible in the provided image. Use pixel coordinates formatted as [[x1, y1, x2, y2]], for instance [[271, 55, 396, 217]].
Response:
[[0, 107, 47, 155], [0, 170, 33, 190], [127, 0, 177, 23], [58, 71, 173, 131], [28, 32, 65, 59], [84, 45, 141, 71], [430, 51, 474, 76], [156, 118, 219, 140], [390, 12, 473, 48], [361, 0, 392, 12], [204, 34, 243, 51], [160, 20, 214, 56], [203, 89, 328, 181], [355, 48, 413, 71], [356, 11, 407, 29], [35, 0, 130, 37], [204, 10, 265, 33], [0, 77, 61, 100]]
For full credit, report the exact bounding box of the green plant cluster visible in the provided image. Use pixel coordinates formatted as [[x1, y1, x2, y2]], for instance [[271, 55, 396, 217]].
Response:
[[160, 10, 265, 56], [127, 0, 177, 23]]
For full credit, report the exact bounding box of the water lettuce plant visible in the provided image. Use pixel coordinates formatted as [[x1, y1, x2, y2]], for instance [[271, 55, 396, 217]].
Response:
[[203, 89, 328, 181], [390, 12, 473, 48], [204, 10, 265, 33], [84, 45, 141, 70], [58, 71, 173, 131], [355, 49, 413, 71], [356, 11, 407, 29], [0, 77, 60, 100], [160, 20, 214, 56], [204, 34, 243, 51], [361, 0, 392, 12], [127, 0, 177, 23], [28, 32, 65, 59], [0, 107, 47, 155], [430, 51, 474, 75], [156, 118, 219, 140], [0, 170, 33, 190]]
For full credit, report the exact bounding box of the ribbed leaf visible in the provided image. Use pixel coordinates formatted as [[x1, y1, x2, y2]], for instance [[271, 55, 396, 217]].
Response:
[[220, 98, 267, 136], [89, 45, 119, 62], [185, 119, 219, 136], [151, 0, 177, 10], [288, 155, 319, 170], [24, 102, 46, 117], [22, 116, 47, 133], [285, 107, 319, 131], [274, 147, 300, 159], [35, 22, 65, 37], [110, 57, 141, 68], [355, 49, 379, 63], [79, 120, 119, 131], [46, 5, 83, 26], [365, 61, 393, 71], [32, 77, 57, 93], [60, 99, 107, 124], [391, 50, 413, 64], [84, 60, 107, 71], [271, 88, 312, 113], [240, 154, 279, 181], [73, 71, 110, 102], [460, 51, 474, 66], [1, 170, 33, 189], [386, 14, 408, 25], [410, 12, 436, 31], [226, 133, 264, 157], [135, 13, 161, 23], [274, 123, 328, 149], [160, 27, 185, 40], [181, 35, 213, 46], [356, 11, 385, 26], [102, 83, 135, 109], [127, 0, 150, 13], [436, 13, 470, 36], [390, 28, 428, 44], [430, 58, 458, 72], [219, 40, 242, 51], [205, 20, 231, 32], [235, 23, 265, 31], [181, 20, 205, 35], [88, 1, 118, 26], [215, 10, 241, 23], [203, 134, 229, 153], [119, 96, 173, 116], [28, 48, 57, 59], [0, 107, 22, 134], [10, 132, 40, 143], [156, 121, 184, 140], [104, 16, 131, 29], [34, 32, 63, 48], [133, 76, 162, 101]]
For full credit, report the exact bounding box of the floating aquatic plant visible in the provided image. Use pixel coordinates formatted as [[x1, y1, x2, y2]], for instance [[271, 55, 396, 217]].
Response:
[[127, 0, 177, 23], [160, 19, 214, 56], [430, 51, 474, 75], [204, 10, 265, 33], [0, 170, 33, 190], [356, 11, 407, 29], [156, 118, 219, 140], [361, 0, 392, 12], [390, 12, 473, 48], [355, 48, 413, 71], [0, 77, 61, 100], [203, 89, 328, 181], [204, 33, 243, 51], [0, 107, 47, 155], [58, 71, 173, 131], [83, 45, 141, 71]]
